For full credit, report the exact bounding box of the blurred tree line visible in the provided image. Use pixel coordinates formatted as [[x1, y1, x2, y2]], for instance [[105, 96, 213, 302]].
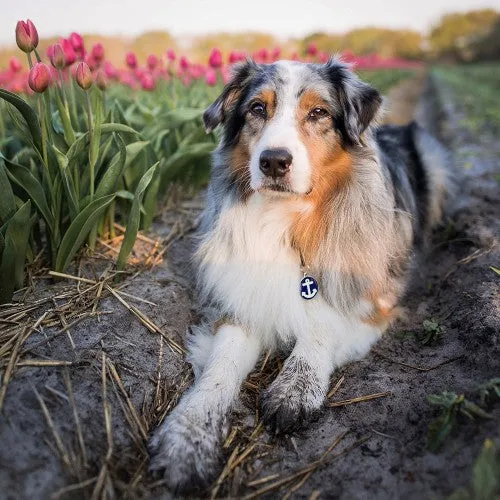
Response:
[[0, 8, 499, 68]]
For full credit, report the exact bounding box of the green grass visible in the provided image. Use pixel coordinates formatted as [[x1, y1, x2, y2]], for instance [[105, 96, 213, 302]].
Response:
[[433, 63, 500, 134]]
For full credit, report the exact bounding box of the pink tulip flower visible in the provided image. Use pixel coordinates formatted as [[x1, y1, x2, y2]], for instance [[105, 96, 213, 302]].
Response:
[[125, 52, 137, 69], [205, 68, 217, 86], [147, 54, 158, 71], [208, 48, 223, 69], [15, 19, 39, 53], [28, 62, 51, 93], [75, 61, 93, 90], [9, 57, 22, 73]]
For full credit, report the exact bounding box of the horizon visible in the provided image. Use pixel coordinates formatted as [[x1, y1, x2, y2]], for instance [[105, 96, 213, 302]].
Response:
[[2, 0, 499, 47]]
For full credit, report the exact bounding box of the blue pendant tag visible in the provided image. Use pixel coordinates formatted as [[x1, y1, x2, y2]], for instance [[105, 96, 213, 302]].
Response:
[[300, 275, 319, 300]]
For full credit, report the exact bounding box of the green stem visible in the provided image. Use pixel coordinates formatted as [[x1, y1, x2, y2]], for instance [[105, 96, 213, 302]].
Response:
[[85, 92, 95, 201], [33, 49, 42, 63], [26, 52, 33, 69], [37, 98, 49, 173], [85, 92, 97, 251]]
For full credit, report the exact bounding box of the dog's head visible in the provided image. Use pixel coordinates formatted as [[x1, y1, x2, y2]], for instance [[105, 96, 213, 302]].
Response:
[[204, 58, 382, 197]]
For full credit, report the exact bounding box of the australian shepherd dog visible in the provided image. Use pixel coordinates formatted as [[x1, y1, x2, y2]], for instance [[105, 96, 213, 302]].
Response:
[[149, 58, 451, 492]]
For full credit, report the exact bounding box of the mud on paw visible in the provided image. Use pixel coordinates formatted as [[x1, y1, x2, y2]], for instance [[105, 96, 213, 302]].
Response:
[[148, 407, 225, 493], [260, 357, 326, 435]]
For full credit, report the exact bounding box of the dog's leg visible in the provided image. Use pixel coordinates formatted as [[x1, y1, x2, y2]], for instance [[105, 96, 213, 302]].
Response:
[[261, 315, 381, 434], [149, 323, 261, 492]]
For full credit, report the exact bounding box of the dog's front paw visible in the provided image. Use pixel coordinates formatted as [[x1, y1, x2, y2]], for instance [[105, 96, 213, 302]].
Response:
[[261, 357, 326, 435], [149, 405, 225, 493]]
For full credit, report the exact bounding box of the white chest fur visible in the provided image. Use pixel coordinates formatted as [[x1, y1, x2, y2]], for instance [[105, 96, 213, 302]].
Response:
[[196, 194, 380, 355]]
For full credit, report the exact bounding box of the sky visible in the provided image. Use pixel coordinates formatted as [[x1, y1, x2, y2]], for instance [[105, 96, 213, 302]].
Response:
[[1, 0, 499, 45]]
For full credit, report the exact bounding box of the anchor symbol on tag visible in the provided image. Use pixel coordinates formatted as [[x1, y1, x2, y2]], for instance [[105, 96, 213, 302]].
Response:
[[300, 275, 319, 300]]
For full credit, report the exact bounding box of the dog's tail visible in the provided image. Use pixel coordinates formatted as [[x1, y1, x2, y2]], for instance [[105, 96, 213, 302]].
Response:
[[411, 122, 457, 229]]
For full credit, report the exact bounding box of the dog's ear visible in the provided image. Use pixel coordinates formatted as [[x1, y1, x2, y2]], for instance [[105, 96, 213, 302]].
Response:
[[324, 59, 382, 147], [203, 60, 257, 133]]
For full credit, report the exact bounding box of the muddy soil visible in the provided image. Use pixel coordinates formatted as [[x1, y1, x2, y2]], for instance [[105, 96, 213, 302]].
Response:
[[0, 74, 498, 500]]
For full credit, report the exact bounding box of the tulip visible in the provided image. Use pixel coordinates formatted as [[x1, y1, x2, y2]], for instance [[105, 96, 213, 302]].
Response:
[[147, 54, 158, 71], [271, 47, 281, 61], [15, 19, 39, 53], [69, 32, 84, 51], [166, 49, 176, 61], [208, 48, 222, 69], [60, 39, 76, 66], [48, 43, 66, 70], [179, 56, 189, 71], [28, 63, 50, 93], [141, 73, 155, 91], [125, 52, 137, 69], [95, 70, 108, 90], [75, 62, 93, 90], [205, 68, 217, 86], [306, 43, 318, 57], [103, 61, 118, 79], [9, 57, 22, 73], [91, 43, 105, 63]]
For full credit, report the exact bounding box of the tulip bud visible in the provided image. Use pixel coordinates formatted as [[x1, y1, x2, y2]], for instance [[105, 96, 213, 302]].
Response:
[[15, 19, 39, 53], [103, 61, 118, 79], [306, 43, 318, 57], [140, 73, 155, 91], [179, 56, 189, 71], [49, 43, 66, 70], [208, 48, 222, 69], [95, 70, 108, 90], [147, 54, 158, 71], [166, 49, 176, 61], [205, 68, 217, 86], [60, 39, 76, 66], [125, 52, 137, 69], [91, 43, 105, 63], [9, 57, 22, 73], [28, 63, 51, 93], [75, 62, 93, 90], [69, 32, 84, 51]]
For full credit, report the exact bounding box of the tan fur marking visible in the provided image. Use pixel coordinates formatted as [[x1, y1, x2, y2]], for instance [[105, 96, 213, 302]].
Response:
[[255, 89, 277, 118], [290, 91, 353, 264], [231, 131, 252, 199]]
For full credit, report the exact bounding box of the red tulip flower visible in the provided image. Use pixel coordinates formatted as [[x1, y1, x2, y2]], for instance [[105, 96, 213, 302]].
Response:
[[166, 49, 176, 61], [75, 62, 93, 90], [125, 52, 137, 69], [15, 19, 39, 53], [141, 74, 155, 91], [28, 63, 50, 93], [48, 44, 66, 70], [60, 39, 77, 66], [147, 54, 158, 71], [205, 68, 217, 86], [9, 57, 22, 73], [69, 32, 84, 51], [103, 61, 118, 79], [306, 43, 318, 57], [208, 48, 222, 69], [179, 56, 189, 71], [271, 47, 281, 61], [91, 43, 105, 63]]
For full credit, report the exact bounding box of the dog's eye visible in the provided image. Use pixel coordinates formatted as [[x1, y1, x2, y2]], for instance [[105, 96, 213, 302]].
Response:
[[308, 107, 329, 120], [249, 102, 266, 118]]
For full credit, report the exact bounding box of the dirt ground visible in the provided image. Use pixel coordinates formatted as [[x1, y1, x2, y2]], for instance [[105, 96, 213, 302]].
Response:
[[0, 73, 498, 500]]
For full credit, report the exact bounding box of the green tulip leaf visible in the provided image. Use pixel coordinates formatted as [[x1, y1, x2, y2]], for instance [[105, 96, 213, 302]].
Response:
[[55, 194, 115, 272]]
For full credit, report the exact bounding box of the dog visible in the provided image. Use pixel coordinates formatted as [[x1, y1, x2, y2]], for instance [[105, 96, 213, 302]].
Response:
[[149, 58, 451, 492]]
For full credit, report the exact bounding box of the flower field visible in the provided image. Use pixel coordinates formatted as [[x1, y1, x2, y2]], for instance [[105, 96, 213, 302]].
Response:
[[0, 20, 418, 303]]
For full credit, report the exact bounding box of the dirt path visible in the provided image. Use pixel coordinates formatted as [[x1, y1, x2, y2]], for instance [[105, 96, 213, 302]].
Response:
[[0, 74, 498, 500]]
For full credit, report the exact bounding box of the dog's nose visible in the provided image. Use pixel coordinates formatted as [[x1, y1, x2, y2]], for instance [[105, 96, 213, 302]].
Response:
[[259, 148, 292, 178]]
